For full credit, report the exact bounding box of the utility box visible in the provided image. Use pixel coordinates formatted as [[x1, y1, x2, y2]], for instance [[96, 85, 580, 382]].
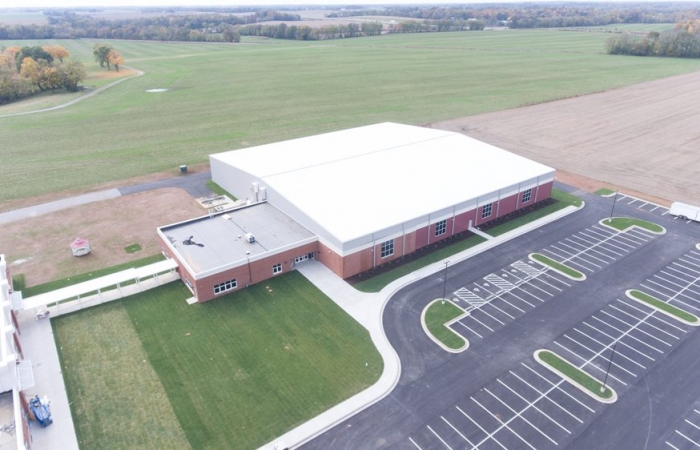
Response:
[[180, 165, 188, 174], [245, 233, 255, 243]]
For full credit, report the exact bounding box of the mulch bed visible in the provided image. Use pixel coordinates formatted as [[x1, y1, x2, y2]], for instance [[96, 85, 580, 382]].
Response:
[[346, 198, 557, 285]]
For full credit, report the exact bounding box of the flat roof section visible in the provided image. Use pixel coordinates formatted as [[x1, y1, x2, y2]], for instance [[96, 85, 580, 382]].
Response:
[[159, 203, 316, 276]]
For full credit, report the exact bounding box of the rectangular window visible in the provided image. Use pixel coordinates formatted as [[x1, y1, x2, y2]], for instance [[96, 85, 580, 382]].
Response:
[[380, 239, 394, 258], [272, 263, 282, 275], [435, 219, 447, 237], [522, 189, 532, 203], [295, 254, 308, 264], [481, 203, 493, 219], [214, 278, 237, 295]]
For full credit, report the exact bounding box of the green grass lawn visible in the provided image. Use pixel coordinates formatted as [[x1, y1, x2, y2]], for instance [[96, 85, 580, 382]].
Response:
[[354, 236, 485, 292], [538, 350, 613, 400], [628, 289, 699, 324], [594, 188, 616, 196], [487, 189, 581, 237], [2, 31, 700, 204], [603, 217, 664, 234], [53, 271, 382, 450], [531, 253, 585, 279], [424, 300, 466, 350]]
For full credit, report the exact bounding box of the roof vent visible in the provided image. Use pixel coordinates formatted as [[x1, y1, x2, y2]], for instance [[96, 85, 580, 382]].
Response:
[[245, 233, 255, 243]]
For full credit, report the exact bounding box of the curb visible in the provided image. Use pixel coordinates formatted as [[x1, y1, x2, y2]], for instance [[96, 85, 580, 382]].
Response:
[[420, 299, 469, 353]]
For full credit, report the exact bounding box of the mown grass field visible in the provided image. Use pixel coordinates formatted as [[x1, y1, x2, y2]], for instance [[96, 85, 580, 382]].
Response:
[[53, 272, 382, 449], [2, 29, 700, 204]]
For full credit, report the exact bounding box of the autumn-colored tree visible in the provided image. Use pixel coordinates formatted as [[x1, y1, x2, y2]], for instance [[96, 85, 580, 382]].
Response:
[[43, 45, 70, 63], [93, 43, 113, 68], [106, 49, 124, 72], [19, 57, 40, 86], [58, 59, 87, 92]]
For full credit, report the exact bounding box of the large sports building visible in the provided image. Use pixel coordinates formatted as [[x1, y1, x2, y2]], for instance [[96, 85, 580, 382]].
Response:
[[159, 123, 555, 302]]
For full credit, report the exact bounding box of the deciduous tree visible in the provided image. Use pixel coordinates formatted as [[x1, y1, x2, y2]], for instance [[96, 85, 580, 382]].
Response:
[[93, 43, 113, 68], [106, 49, 124, 71]]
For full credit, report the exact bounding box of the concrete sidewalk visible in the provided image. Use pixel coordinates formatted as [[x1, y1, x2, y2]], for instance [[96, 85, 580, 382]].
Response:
[[0, 189, 121, 225], [259, 203, 583, 450]]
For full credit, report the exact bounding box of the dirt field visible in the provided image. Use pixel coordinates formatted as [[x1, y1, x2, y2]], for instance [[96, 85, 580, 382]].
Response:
[[2, 188, 203, 287], [434, 70, 700, 205]]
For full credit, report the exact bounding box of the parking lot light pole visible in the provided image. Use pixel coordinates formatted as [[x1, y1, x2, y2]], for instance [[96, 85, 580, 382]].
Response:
[[601, 340, 618, 393], [609, 189, 619, 221], [441, 261, 450, 305]]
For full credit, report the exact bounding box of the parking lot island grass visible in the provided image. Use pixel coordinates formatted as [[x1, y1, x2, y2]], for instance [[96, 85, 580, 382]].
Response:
[[529, 253, 586, 280], [594, 188, 616, 196], [354, 236, 486, 293], [53, 271, 383, 450], [535, 350, 617, 403], [421, 299, 468, 352], [601, 217, 665, 234], [21, 253, 164, 297], [626, 289, 700, 325]]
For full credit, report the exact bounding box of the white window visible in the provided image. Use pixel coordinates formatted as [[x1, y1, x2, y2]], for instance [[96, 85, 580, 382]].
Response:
[[380, 239, 394, 258], [295, 254, 308, 264], [273, 263, 282, 275], [522, 189, 532, 203], [214, 278, 237, 295], [435, 219, 447, 237], [482, 203, 493, 219]]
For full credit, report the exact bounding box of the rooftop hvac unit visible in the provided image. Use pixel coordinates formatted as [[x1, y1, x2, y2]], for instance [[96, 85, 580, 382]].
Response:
[[245, 233, 255, 243]]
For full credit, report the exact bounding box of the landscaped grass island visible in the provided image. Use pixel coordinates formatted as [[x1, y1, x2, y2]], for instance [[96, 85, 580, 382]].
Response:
[[601, 217, 665, 234], [535, 350, 617, 403], [626, 289, 700, 325], [53, 271, 382, 449], [529, 253, 586, 280], [421, 299, 468, 352]]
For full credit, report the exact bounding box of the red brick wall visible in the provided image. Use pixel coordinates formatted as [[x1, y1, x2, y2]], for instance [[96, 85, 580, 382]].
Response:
[[535, 181, 554, 202], [496, 193, 518, 217], [317, 242, 344, 277]]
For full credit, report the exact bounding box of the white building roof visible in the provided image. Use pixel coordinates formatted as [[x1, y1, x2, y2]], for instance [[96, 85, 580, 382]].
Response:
[[211, 123, 554, 243]]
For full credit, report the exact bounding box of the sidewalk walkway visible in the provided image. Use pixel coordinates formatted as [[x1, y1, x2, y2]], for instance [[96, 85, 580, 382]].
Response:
[[259, 203, 582, 449], [0, 189, 121, 225]]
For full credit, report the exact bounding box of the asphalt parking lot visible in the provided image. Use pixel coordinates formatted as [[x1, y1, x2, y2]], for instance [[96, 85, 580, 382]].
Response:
[[301, 187, 700, 450]]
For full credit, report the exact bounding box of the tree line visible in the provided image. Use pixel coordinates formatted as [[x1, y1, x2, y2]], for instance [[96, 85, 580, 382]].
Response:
[[0, 45, 86, 105], [0, 10, 295, 42], [239, 22, 382, 40], [606, 20, 700, 58], [331, 3, 700, 29]]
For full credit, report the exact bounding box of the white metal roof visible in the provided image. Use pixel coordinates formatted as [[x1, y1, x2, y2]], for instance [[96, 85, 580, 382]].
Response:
[[212, 123, 554, 243]]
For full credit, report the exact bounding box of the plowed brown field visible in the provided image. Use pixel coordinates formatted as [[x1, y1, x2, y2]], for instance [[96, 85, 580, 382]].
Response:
[[434, 71, 700, 205]]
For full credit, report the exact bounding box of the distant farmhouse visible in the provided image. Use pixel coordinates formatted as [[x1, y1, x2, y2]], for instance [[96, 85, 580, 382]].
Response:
[[159, 123, 555, 302]]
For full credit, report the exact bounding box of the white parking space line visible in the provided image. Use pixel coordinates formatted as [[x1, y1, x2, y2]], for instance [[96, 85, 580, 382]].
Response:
[[456, 405, 508, 450], [427, 425, 452, 450], [563, 239, 615, 262], [685, 419, 700, 432], [659, 271, 700, 294], [667, 266, 700, 284], [465, 313, 495, 332], [582, 321, 656, 361], [471, 396, 538, 450], [519, 364, 596, 413], [575, 231, 634, 252], [617, 299, 687, 333], [408, 437, 423, 449], [553, 340, 629, 384], [484, 388, 559, 445], [607, 304, 681, 340], [591, 315, 664, 354], [454, 321, 483, 339], [441, 416, 476, 447], [559, 335, 638, 377], [496, 379, 573, 433], [642, 281, 700, 308], [675, 430, 700, 447], [650, 206, 660, 212], [662, 210, 670, 216], [494, 293, 529, 312], [572, 327, 646, 369], [599, 310, 673, 347], [674, 261, 700, 275], [666, 442, 681, 450], [508, 369, 586, 422], [542, 248, 595, 272], [678, 259, 700, 271]]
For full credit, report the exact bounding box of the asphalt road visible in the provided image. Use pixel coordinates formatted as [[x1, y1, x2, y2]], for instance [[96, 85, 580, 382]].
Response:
[[301, 185, 700, 450]]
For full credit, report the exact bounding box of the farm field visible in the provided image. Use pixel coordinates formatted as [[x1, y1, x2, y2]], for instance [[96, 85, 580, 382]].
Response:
[[1, 29, 699, 205], [53, 272, 382, 450]]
